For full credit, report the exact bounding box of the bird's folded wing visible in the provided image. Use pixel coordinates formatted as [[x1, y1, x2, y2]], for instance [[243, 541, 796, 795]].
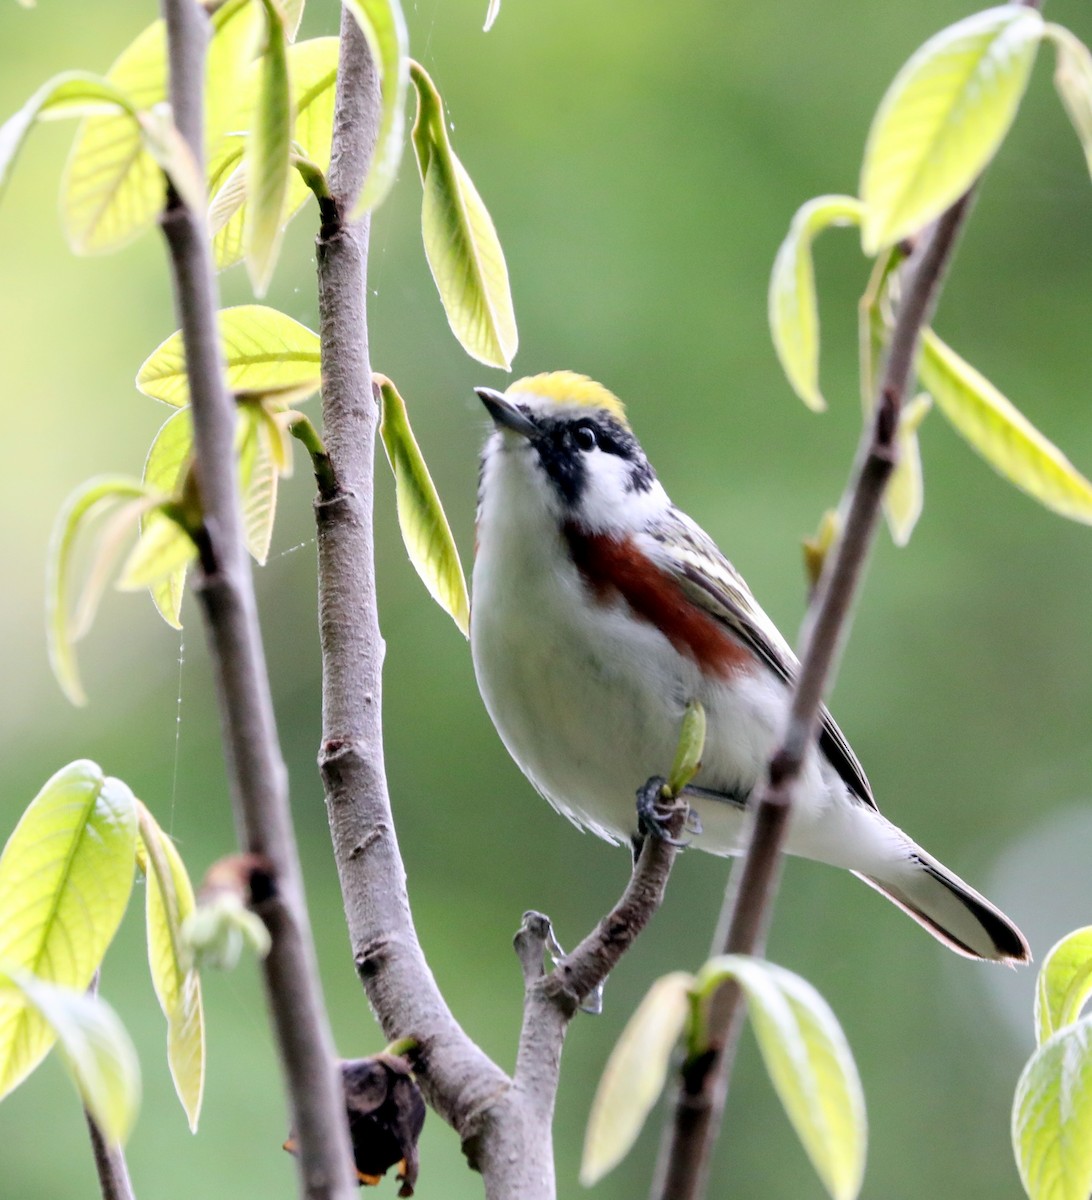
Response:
[[642, 515, 876, 809]]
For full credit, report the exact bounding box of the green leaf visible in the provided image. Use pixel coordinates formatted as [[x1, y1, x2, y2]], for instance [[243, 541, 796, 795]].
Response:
[[694, 956, 866, 1200], [1036, 928, 1092, 1047], [768, 195, 864, 412], [0, 762, 137, 1100], [0, 72, 139, 203], [861, 5, 1044, 254], [137, 305, 321, 407], [410, 61, 518, 368], [883, 393, 931, 547], [344, 0, 409, 215], [803, 508, 842, 592], [238, 406, 280, 565], [667, 700, 707, 796], [1045, 25, 1092, 179], [47, 477, 156, 704], [136, 804, 204, 1132], [246, 0, 293, 296], [377, 375, 471, 636], [1013, 1017, 1092, 1200], [580, 972, 693, 1186], [918, 330, 1092, 524], [209, 37, 339, 270], [140, 408, 196, 628], [282, 0, 306, 40], [61, 0, 260, 254], [0, 970, 140, 1144]]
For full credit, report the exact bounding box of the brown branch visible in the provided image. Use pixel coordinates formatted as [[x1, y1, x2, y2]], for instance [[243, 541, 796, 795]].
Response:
[[157, 3, 355, 1198], [650, 189, 976, 1200]]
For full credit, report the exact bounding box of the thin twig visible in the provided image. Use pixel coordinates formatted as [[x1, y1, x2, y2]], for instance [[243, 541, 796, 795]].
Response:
[[157, 3, 355, 1198], [651, 189, 975, 1200], [84, 974, 136, 1200]]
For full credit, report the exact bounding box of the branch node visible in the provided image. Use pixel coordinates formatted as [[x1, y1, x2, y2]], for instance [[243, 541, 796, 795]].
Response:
[[354, 935, 394, 980]]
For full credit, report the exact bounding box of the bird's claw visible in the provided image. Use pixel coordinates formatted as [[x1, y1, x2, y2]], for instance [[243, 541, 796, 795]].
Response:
[[636, 776, 689, 846]]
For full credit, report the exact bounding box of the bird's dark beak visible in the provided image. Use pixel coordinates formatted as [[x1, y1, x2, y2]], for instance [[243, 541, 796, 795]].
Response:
[[475, 387, 537, 439]]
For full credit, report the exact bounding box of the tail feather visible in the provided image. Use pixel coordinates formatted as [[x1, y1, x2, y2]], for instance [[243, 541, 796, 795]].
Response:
[[856, 853, 1030, 964]]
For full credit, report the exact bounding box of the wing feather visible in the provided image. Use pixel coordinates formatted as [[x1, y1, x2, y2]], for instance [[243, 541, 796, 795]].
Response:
[[640, 512, 876, 810]]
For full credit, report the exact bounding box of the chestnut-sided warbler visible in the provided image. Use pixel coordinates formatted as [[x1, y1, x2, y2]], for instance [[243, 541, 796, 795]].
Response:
[[470, 371, 1029, 964]]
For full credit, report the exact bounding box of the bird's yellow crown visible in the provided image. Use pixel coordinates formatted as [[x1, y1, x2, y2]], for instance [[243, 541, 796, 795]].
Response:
[[506, 371, 628, 427]]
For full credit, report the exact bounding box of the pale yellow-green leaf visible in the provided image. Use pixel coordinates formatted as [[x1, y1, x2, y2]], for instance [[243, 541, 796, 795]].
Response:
[[282, 0, 306, 40], [802, 508, 842, 592], [0, 73, 138, 202], [377, 375, 471, 636], [137, 305, 321, 407], [410, 62, 518, 368], [0, 970, 140, 1144], [238, 407, 280, 565], [768, 195, 863, 412], [117, 513, 197, 591], [47, 477, 155, 704], [344, 0, 409, 215], [206, 0, 264, 146], [918, 329, 1092, 523], [1036, 928, 1092, 1047], [483, 0, 501, 32], [1045, 24, 1092, 179], [861, 5, 1044, 253], [141, 408, 196, 629], [667, 700, 706, 796], [136, 803, 204, 1132], [60, 0, 258, 255], [246, 0, 293, 295], [1013, 1017, 1092, 1200], [580, 972, 692, 1186], [695, 956, 866, 1200], [136, 106, 206, 216], [0, 762, 137, 1101], [883, 393, 931, 547], [208, 37, 338, 270], [183, 894, 271, 972]]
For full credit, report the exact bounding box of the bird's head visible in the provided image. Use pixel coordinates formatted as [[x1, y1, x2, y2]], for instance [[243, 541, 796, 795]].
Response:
[[476, 372, 664, 535]]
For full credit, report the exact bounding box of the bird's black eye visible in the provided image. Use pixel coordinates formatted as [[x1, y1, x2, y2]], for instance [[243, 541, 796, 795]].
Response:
[[572, 422, 599, 452]]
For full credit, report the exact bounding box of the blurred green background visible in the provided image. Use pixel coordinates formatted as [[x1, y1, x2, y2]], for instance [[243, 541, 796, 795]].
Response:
[[2, 1, 1092, 1197]]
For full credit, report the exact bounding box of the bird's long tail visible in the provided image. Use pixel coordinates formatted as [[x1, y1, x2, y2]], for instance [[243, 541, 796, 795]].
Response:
[[856, 851, 1030, 963]]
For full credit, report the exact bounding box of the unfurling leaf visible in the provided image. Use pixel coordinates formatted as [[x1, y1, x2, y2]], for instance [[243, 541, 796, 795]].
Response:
[[667, 701, 707, 796], [136, 803, 205, 1131], [580, 972, 693, 1185], [883, 393, 932, 546], [0, 762, 137, 1100], [861, 5, 1044, 253], [409, 61, 518, 368], [376, 375, 471, 636], [1035, 927, 1092, 1046], [139, 408, 197, 628], [1045, 24, 1092, 178], [693, 956, 866, 1200], [246, 0, 293, 295], [137, 305, 321, 407], [1013, 1018, 1092, 1200], [803, 508, 841, 591], [918, 330, 1092, 523], [344, 0, 409, 215], [0, 969, 140, 1144], [769, 195, 864, 411], [47, 476, 158, 704]]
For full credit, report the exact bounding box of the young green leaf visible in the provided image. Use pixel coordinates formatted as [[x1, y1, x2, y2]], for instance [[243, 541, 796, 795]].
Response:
[[580, 972, 693, 1186], [1035, 928, 1092, 1046], [1045, 24, 1092, 178], [246, 0, 293, 295], [238, 406, 280, 565], [667, 700, 707, 796], [137, 305, 322, 407], [803, 508, 842, 592], [136, 803, 204, 1132], [769, 195, 863, 412], [883, 393, 932, 546], [208, 37, 339, 270], [0, 762, 137, 1100], [0, 970, 140, 1145], [377, 375, 471, 636], [861, 6, 1044, 254], [1013, 1017, 1092, 1200], [693, 956, 866, 1200], [140, 408, 197, 629], [47, 476, 156, 704], [410, 61, 518, 368], [344, 0, 409, 215], [918, 329, 1092, 524]]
